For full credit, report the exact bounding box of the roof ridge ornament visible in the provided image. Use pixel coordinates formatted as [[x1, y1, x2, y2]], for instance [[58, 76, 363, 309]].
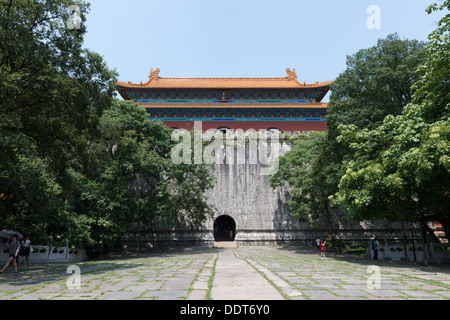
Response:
[[286, 68, 297, 81], [149, 68, 160, 80]]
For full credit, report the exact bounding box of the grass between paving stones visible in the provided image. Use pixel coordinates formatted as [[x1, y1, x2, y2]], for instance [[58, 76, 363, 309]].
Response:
[[265, 251, 450, 300], [0, 290, 18, 300], [388, 271, 450, 299], [2, 257, 160, 300], [88, 256, 196, 300], [206, 255, 218, 300], [254, 259, 344, 300], [235, 252, 291, 300], [239, 250, 373, 300], [186, 257, 211, 299], [0, 263, 75, 300], [253, 260, 312, 299], [3, 248, 449, 300]]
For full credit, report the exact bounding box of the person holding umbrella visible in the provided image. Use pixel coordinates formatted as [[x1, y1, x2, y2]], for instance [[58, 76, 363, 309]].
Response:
[[0, 230, 23, 239], [0, 234, 20, 274]]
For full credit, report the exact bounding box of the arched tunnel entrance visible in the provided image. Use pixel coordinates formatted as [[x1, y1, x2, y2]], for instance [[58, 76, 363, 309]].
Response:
[[214, 215, 236, 241]]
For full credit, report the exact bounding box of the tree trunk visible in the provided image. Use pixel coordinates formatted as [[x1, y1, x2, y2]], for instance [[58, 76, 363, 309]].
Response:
[[324, 203, 333, 238], [401, 221, 408, 260], [149, 217, 157, 251], [421, 221, 429, 265], [410, 222, 417, 263]]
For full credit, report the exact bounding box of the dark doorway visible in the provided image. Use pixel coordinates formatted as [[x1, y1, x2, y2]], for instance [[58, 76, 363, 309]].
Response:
[[214, 215, 236, 241], [217, 127, 231, 135]]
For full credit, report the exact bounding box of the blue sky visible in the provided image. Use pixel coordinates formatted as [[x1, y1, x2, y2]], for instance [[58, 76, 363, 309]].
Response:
[[82, 0, 445, 101]]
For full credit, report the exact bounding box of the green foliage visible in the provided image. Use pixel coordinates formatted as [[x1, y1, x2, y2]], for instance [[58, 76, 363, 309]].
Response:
[[0, 0, 117, 245], [271, 34, 428, 232], [327, 33, 427, 139], [78, 100, 215, 247], [270, 132, 339, 232], [332, 2, 450, 230], [0, 0, 215, 248]]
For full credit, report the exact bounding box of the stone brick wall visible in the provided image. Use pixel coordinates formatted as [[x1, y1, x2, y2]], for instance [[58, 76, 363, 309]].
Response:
[[149, 140, 412, 247]]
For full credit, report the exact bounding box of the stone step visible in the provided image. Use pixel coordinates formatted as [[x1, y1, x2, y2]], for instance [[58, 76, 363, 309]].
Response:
[[213, 241, 238, 249]]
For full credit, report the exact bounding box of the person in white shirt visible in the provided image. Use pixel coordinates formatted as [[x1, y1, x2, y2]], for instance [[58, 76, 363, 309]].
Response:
[[18, 236, 31, 267]]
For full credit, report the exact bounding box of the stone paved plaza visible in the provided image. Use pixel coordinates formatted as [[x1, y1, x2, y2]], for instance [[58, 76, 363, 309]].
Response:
[[0, 246, 449, 300]]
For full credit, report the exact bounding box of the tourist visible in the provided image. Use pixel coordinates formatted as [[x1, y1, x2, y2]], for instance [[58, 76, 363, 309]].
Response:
[[0, 234, 20, 274], [371, 237, 378, 260], [18, 236, 31, 267], [315, 239, 321, 251], [320, 240, 327, 259]]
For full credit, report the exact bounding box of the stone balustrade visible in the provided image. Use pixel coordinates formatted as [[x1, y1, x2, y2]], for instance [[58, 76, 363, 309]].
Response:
[[0, 242, 88, 264], [367, 242, 450, 263]]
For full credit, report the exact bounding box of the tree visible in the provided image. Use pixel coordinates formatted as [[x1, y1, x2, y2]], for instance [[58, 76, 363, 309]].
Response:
[[270, 132, 336, 233], [270, 34, 428, 235], [78, 100, 215, 248], [327, 33, 427, 139], [332, 1, 450, 240], [0, 0, 117, 244], [0, 0, 215, 249], [324, 34, 428, 225]]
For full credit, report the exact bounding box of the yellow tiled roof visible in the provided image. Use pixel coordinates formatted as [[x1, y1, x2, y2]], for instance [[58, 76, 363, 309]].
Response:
[[116, 68, 333, 90]]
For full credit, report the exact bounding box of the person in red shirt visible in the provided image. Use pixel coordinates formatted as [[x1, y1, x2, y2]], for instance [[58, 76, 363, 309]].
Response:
[[320, 240, 327, 259]]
